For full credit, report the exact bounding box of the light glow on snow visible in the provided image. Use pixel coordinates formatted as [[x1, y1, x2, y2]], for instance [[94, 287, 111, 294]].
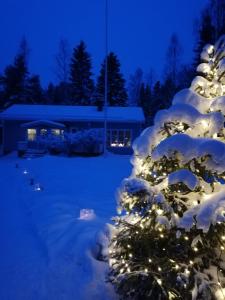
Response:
[[79, 209, 96, 220]]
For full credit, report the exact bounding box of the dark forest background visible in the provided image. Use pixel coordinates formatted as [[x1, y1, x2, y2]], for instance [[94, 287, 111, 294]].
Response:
[[0, 0, 224, 125]]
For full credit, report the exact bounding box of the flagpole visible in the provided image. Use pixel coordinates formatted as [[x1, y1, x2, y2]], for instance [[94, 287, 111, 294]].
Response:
[[103, 0, 108, 156]]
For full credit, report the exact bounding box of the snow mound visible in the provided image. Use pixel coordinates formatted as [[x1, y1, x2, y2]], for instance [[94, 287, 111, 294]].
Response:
[[179, 188, 225, 232], [154, 103, 224, 136], [152, 134, 225, 173], [132, 126, 158, 157], [172, 88, 213, 114], [211, 96, 225, 114], [168, 169, 199, 190]]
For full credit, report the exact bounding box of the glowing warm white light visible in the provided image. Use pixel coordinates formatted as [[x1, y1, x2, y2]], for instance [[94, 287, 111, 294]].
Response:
[[193, 247, 198, 252], [157, 279, 162, 285], [185, 269, 190, 275], [156, 209, 163, 215], [34, 184, 41, 191], [158, 267, 162, 271], [201, 120, 208, 128], [184, 236, 189, 240], [79, 209, 96, 220]]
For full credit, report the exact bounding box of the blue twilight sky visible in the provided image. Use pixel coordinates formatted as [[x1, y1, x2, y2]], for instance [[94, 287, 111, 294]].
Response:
[[0, 0, 207, 86]]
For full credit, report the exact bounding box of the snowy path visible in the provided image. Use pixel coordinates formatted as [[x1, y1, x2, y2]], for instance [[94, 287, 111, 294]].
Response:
[[0, 154, 131, 300]]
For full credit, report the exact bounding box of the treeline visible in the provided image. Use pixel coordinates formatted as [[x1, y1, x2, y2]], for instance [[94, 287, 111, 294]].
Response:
[[0, 0, 225, 125], [0, 39, 128, 108], [129, 0, 225, 124]]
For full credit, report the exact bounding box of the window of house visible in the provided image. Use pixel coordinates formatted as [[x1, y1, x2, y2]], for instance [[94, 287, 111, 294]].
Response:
[[40, 128, 48, 136], [27, 129, 37, 141], [107, 129, 132, 147], [51, 129, 60, 135]]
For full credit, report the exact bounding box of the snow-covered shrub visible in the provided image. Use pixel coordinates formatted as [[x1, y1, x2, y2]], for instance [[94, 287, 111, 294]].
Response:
[[109, 36, 225, 299], [36, 134, 66, 154], [65, 129, 103, 155]]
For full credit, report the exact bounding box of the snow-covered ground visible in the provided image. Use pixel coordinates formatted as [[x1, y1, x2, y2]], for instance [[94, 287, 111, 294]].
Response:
[[0, 153, 131, 300]]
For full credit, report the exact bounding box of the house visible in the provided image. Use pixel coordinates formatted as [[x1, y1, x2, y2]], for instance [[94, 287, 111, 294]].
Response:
[[0, 104, 145, 155]]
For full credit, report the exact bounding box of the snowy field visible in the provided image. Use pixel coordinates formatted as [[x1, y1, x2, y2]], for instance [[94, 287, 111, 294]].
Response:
[[0, 153, 131, 300]]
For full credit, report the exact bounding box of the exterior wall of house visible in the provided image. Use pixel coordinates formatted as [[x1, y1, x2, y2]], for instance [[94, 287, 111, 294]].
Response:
[[2, 119, 144, 154], [3, 120, 27, 153]]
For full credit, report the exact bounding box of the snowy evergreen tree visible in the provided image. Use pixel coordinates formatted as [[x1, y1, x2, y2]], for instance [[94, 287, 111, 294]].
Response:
[[95, 52, 128, 106], [70, 41, 94, 105], [109, 36, 225, 299]]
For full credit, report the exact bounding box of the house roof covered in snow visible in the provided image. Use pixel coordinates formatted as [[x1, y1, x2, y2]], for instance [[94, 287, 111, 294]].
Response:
[[21, 120, 66, 129], [0, 104, 145, 123]]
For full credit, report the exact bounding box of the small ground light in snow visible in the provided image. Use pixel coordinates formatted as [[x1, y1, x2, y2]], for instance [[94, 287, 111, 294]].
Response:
[[79, 209, 96, 220], [34, 183, 42, 191], [23, 169, 28, 175]]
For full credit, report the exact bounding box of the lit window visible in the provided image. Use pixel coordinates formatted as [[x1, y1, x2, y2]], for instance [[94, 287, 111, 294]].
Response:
[[107, 129, 132, 147], [52, 129, 62, 136], [40, 128, 48, 136], [27, 129, 36, 141]]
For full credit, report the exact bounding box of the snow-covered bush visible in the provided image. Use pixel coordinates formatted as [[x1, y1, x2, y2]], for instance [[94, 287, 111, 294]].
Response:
[[65, 129, 103, 155], [109, 36, 225, 299], [36, 134, 66, 154]]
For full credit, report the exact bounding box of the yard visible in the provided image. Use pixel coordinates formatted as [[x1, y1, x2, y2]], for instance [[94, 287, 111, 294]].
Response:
[[0, 153, 132, 300]]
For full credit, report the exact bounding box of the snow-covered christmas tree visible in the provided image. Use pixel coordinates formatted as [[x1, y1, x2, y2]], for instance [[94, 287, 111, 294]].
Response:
[[109, 36, 225, 299]]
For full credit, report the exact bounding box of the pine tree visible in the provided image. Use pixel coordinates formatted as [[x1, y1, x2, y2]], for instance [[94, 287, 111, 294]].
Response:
[[147, 81, 163, 124], [128, 68, 143, 106], [70, 41, 94, 105], [139, 83, 151, 120], [95, 52, 128, 106], [164, 34, 182, 87], [25, 75, 44, 104], [109, 36, 225, 299], [194, 8, 215, 68], [0, 38, 30, 107], [210, 0, 225, 39]]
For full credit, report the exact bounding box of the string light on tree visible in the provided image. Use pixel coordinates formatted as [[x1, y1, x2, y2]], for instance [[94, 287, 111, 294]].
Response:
[[109, 35, 225, 299]]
